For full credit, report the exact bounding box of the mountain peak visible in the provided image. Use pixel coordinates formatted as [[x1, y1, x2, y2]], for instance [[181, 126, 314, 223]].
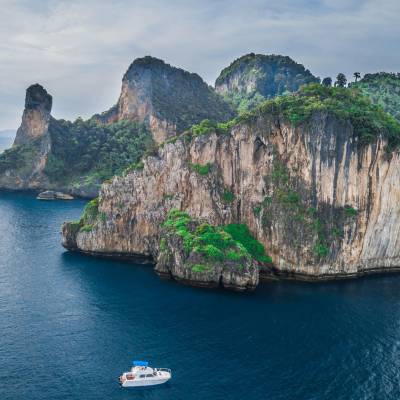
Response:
[[25, 84, 52, 113], [109, 56, 235, 143], [215, 53, 319, 111], [123, 56, 204, 84]]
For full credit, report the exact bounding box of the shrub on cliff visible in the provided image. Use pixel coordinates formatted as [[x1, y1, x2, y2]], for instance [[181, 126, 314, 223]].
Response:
[[161, 209, 271, 267], [223, 224, 272, 263], [237, 83, 400, 150], [81, 198, 99, 224], [67, 197, 101, 234], [189, 162, 212, 175], [191, 119, 235, 137]]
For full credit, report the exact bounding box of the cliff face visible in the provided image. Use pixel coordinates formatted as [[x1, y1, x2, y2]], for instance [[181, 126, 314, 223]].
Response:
[[154, 213, 259, 291], [0, 56, 234, 196], [0, 84, 52, 189], [62, 108, 400, 286], [0, 84, 101, 197], [215, 53, 319, 111], [97, 56, 235, 143], [14, 84, 52, 146]]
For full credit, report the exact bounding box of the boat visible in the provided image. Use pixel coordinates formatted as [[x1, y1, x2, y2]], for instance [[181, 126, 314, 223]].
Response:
[[119, 360, 172, 387]]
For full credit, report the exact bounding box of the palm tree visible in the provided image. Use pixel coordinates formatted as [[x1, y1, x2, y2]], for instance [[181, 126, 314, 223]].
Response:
[[353, 72, 361, 82]]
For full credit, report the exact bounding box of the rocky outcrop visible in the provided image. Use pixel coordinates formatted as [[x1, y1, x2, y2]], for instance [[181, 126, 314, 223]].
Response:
[[1, 57, 236, 196], [0, 85, 98, 197], [215, 53, 319, 110], [0, 84, 52, 190], [14, 84, 52, 146], [155, 219, 259, 291], [61, 106, 400, 286], [96, 56, 235, 143], [37, 190, 74, 200]]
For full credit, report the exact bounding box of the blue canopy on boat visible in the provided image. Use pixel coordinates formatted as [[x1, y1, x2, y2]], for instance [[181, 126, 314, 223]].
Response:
[[133, 360, 149, 367]]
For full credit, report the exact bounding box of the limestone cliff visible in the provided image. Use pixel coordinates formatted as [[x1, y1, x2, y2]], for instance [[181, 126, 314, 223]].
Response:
[[14, 84, 52, 146], [96, 56, 235, 143], [0, 84, 101, 197], [0, 84, 52, 190], [0, 56, 234, 196], [61, 85, 400, 288]]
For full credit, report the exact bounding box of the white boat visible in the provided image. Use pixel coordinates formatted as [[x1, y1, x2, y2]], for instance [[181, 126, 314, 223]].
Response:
[[119, 360, 171, 387]]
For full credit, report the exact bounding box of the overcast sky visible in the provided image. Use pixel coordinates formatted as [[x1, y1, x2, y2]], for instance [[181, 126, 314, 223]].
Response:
[[0, 0, 399, 130]]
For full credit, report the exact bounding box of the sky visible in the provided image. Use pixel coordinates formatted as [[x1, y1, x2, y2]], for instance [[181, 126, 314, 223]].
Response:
[[0, 0, 399, 130]]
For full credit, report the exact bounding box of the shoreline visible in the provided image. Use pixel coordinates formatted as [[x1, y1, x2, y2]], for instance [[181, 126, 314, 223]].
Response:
[[62, 246, 400, 287]]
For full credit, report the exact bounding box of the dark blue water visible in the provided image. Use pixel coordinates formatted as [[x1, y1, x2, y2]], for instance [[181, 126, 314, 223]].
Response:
[[1, 191, 400, 400]]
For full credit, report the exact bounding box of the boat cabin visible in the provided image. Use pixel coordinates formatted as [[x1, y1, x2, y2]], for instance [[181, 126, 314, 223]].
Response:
[[119, 360, 171, 387]]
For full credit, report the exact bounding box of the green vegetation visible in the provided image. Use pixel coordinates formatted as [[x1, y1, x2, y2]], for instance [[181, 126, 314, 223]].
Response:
[[215, 53, 319, 112], [352, 73, 400, 122], [162, 209, 271, 267], [0, 140, 39, 174], [322, 77, 332, 87], [238, 84, 400, 150], [68, 221, 82, 236], [191, 264, 209, 273], [313, 242, 329, 257], [68, 197, 104, 234], [223, 224, 272, 263], [256, 153, 363, 259], [45, 119, 155, 184], [189, 162, 212, 175], [99, 212, 107, 223], [259, 155, 334, 258], [335, 73, 347, 88], [129, 56, 235, 134], [80, 224, 93, 233], [191, 119, 235, 137], [344, 205, 358, 218], [222, 189, 235, 203], [81, 198, 99, 224], [253, 205, 262, 216], [123, 161, 144, 176], [185, 82, 400, 155]]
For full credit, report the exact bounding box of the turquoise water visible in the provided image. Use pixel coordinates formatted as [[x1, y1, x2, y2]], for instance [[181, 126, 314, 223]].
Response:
[[1, 191, 400, 400]]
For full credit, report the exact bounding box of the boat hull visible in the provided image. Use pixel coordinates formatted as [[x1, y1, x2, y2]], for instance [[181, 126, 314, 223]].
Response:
[[121, 377, 170, 387]]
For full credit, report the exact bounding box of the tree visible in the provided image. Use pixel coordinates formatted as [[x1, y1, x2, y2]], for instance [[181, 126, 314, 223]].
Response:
[[353, 72, 361, 82], [335, 73, 347, 87], [322, 77, 332, 87]]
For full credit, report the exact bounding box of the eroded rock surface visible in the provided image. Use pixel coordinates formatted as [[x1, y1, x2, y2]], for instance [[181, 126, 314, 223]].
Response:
[[97, 56, 235, 143], [37, 190, 74, 200], [62, 109, 400, 285], [157, 230, 257, 291]]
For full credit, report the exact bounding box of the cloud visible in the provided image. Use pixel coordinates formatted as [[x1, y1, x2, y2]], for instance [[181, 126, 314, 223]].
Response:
[[0, 0, 399, 129]]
